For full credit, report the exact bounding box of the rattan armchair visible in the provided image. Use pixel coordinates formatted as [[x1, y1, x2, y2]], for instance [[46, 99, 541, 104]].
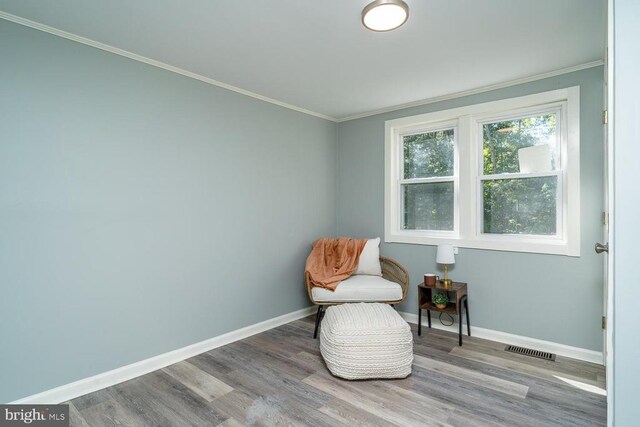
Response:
[[305, 256, 410, 338]]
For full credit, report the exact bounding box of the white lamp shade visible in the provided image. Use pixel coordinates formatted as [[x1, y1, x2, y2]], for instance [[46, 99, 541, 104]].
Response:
[[436, 244, 455, 265]]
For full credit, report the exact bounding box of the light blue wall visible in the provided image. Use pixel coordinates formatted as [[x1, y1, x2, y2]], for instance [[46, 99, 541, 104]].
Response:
[[0, 20, 336, 403], [337, 67, 604, 351], [612, 0, 640, 424]]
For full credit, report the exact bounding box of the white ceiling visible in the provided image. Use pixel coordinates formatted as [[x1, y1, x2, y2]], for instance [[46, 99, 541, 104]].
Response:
[[0, 0, 606, 121]]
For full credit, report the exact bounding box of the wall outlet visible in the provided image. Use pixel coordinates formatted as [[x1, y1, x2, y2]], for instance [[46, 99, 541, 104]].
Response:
[[453, 246, 459, 255]]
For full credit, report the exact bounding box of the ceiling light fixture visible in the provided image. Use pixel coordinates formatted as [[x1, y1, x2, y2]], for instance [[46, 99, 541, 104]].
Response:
[[362, 0, 409, 32]]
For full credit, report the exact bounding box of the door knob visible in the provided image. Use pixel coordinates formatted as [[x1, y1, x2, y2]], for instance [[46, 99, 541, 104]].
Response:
[[595, 242, 609, 254]]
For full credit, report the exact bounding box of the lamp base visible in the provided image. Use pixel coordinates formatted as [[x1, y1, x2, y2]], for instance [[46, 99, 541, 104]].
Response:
[[442, 278, 453, 287]]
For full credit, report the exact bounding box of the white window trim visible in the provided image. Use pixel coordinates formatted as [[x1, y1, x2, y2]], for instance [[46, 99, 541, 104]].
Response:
[[385, 87, 581, 256]]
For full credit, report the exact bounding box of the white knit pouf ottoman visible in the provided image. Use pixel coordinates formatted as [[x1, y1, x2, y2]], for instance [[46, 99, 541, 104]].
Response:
[[319, 303, 413, 380]]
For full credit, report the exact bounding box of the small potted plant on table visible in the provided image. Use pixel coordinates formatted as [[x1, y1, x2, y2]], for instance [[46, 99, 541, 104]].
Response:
[[432, 292, 449, 309]]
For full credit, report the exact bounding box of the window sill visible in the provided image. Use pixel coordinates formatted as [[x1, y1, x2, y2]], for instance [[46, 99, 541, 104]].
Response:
[[385, 232, 580, 257]]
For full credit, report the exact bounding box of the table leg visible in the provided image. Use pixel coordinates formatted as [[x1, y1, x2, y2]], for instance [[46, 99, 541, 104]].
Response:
[[418, 308, 422, 336], [464, 296, 470, 336], [427, 309, 431, 328], [458, 302, 463, 346]]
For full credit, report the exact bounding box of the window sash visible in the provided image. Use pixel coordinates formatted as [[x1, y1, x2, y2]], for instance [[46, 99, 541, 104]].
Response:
[[477, 174, 563, 240], [398, 123, 459, 236], [400, 180, 456, 231], [475, 105, 564, 240], [476, 105, 563, 176]]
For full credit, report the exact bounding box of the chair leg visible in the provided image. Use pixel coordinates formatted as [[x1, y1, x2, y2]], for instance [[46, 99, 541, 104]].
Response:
[[313, 306, 324, 339]]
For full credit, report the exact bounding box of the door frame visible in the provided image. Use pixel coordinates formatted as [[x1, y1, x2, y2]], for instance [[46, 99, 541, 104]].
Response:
[[605, 0, 615, 425]]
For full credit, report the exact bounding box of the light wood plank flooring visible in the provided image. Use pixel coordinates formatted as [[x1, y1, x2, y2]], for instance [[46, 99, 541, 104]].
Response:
[[67, 315, 606, 426]]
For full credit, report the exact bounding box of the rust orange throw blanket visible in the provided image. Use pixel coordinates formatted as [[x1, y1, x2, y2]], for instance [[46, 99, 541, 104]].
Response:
[[305, 237, 367, 291]]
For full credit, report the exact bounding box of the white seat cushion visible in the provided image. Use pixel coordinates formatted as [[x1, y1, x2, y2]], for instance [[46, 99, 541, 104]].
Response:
[[311, 275, 402, 302]]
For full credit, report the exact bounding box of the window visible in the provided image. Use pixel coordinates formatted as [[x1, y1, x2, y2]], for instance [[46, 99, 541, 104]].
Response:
[[401, 125, 457, 233], [479, 109, 561, 237], [385, 87, 580, 256]]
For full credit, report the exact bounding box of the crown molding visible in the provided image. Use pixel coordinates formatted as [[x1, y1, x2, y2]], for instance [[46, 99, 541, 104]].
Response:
[[336, 60, 604, 122], [0, 11, 338, 122], [1, 10, 603, 125]]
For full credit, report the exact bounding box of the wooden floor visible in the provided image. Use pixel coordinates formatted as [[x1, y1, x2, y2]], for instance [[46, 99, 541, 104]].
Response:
[[67, 315, 606, 426]]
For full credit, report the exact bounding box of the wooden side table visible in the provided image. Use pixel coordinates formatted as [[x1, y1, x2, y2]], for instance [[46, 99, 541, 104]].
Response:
[[417, 281, 470, 346]]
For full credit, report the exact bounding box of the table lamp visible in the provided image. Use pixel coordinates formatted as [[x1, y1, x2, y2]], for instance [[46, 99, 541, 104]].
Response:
[[436, 244, 455, 286]]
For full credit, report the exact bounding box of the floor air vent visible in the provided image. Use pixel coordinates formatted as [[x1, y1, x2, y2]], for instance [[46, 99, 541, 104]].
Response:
[[505, 345, 556, 361]]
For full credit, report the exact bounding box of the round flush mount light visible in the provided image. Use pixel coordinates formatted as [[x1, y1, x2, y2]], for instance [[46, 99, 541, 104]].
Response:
[[362, 0, 409, 32]]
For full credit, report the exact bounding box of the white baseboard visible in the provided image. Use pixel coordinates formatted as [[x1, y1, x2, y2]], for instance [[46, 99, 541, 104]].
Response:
[[399, 311, 603, 365], [11, 306, 601, 404], [11, 306, 316, 404]]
